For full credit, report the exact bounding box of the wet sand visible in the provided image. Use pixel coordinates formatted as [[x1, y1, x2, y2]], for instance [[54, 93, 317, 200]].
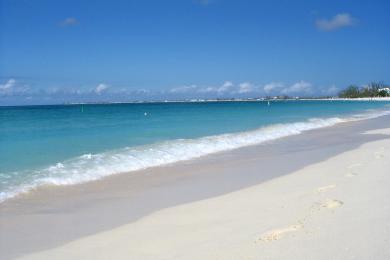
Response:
[[1, 115, 390, 259]]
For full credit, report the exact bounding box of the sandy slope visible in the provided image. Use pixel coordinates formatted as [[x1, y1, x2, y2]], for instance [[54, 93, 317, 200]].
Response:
[[18, 128, 390, 260]]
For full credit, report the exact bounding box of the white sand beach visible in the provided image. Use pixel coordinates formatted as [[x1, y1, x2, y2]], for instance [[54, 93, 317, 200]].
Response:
[[15, 127, 390, 259], [2, 0, 390, 258]]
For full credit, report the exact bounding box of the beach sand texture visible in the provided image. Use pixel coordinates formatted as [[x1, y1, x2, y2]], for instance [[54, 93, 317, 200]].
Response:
[[15, 127, 390, 260]]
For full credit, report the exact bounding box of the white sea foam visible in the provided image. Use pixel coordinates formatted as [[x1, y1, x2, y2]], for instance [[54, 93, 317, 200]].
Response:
[[1, 109, 389, 202]]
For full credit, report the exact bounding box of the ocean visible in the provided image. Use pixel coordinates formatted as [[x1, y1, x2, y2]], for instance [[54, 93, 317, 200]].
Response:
[[1, 100, 390, 202]]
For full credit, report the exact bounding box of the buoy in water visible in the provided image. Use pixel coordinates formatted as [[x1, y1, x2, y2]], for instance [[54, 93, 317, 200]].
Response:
[[144, 112, 148, 116]]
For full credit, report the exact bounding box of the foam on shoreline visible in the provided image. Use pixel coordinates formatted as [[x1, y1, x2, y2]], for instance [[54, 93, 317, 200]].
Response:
[[1, 108, 389, 202]]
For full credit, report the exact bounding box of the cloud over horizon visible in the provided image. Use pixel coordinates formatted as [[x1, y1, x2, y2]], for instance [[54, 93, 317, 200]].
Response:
[[167, 80, 337, 98], [0, 79, 30, 96], [94, 83, 110, 94], [281, 80, 312, 95], [316, 13, 357, 31], [0, 78, 341, 105], [0, 79, 16, 91]]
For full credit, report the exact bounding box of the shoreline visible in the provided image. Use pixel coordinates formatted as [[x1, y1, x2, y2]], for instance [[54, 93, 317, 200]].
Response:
[[2, 107, 390, 203], [1, 115, 390, 259], [20, 127, 390, 260]]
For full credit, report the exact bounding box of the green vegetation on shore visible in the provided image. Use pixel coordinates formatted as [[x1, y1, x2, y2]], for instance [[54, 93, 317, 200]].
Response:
[[338, 82, 390, 98]]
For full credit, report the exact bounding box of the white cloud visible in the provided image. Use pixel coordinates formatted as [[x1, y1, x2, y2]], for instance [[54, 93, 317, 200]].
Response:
[[202, 81, 235, 94], [197, 86, 215, 93], [169, 82, 235, 95], [169, 84, 198, 94], [218, 81, 233, 93], [59, 17, 79, 27], [262, 81, 314, 96], [0, 78, 16, 91], [263, 82, 284, 93], [2, 79, 335, 105], [237, 82, 254, 94], [168, 81, 260, 96], [134, 89, 150, 94], [94, 83, 109, 94], [281, 80, 312, 95], [316, 13, 356, 31], [0, 78, 30, 96]]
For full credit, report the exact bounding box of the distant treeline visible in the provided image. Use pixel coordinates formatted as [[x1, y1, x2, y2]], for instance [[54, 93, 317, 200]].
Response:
[[338, 82, 389, 98]]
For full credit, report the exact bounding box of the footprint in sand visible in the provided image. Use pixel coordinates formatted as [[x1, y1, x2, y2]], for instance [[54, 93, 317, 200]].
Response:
[[346, 163, 362, 177], [257, 224, 304, 242], [346, 172, 358, 177], [374, 152, 385, 159], [374, 146, 387, 159], [317, 184, 336, 193], [347, 163, 361, 169], [310, 199, 344, 213], [257, 199, 343, 244], [320, 199, 344, 209]]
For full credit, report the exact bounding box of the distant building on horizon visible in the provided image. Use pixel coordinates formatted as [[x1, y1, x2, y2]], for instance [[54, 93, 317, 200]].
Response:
[[378, 87, 390, 94]]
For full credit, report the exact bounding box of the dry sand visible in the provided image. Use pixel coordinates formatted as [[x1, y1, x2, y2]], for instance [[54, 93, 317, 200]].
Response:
[[17, 127, 390, 260]]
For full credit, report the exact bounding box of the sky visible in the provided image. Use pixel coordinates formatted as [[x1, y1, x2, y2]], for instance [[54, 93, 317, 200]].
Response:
[[1, 0, 389, 105]]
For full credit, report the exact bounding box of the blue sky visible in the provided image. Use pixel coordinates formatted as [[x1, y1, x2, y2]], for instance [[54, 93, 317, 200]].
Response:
[[1, 0, 389, 105]]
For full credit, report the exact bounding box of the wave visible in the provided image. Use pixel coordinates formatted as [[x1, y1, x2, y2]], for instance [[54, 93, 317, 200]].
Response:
[[1, 109, 389, 202]]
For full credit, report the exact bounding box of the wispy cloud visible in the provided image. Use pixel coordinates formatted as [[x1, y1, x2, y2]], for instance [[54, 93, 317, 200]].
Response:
[[316, 13, 356, 31], [59, 17, 79, 27], [169, 84, 198, 94], [1, 78, 341, 105], [237, 82, 254, 94], [168, 81, 320, 97], [262, 81, 313, 96], [169, 81, 257, 96], [281, 80, 312, 95], [0, 78, 30, 96], [94, 83, 109, 94], [219, 81, 233, 92], [0, 78, 16, 91], [263, 81, 339, 97], [263, 82, 284, 94], [0, 79, 157, 105]]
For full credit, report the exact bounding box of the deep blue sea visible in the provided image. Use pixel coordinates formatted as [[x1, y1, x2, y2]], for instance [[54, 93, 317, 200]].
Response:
[[1, 100, 390, 201]]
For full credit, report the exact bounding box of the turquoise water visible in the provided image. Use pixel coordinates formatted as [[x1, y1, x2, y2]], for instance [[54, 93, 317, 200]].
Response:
[[1, 100, 390, 201]]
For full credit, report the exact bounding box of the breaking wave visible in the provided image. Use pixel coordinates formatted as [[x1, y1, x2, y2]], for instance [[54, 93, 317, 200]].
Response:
[[1, 109, 389, 202]]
